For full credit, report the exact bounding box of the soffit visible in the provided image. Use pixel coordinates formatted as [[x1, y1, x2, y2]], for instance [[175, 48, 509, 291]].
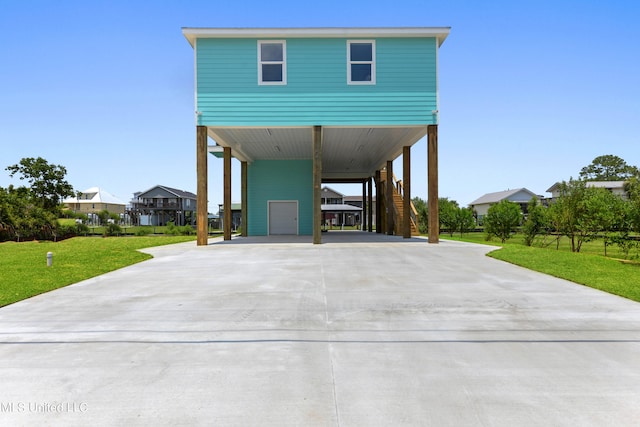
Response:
[[182, 27, 451, 48], [207, 126, 428, 180]]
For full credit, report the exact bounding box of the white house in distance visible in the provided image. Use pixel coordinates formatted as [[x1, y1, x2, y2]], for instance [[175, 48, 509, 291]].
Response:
[[64, 187, 126, 215], [546, 181, 628, 200], [320, 186, 363, 228], [470, 188, 540, 220]]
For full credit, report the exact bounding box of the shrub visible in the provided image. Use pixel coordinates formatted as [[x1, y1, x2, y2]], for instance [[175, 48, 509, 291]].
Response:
[[179, 225, 195, 235], [484, 200, 522, 243], [104, 223, 122, 237], [522, 197, 548, 246], [164, 221, 180, 235], [164, 221, 194, 236], [134, 227, 152, 236]]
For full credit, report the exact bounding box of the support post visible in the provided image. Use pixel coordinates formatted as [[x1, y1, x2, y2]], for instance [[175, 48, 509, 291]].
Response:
[[367, 177, 373, 232], [403, 146, 411, 239], [360, 181, 365, 231], [375, 170, 382, 233], [386, 160, 394, 235], [313, 126, 323, 244], [196, 126, 208, 246], [223, 146, 232, 241], [427, 125, 439, 243], [241, 161, 248, 237]]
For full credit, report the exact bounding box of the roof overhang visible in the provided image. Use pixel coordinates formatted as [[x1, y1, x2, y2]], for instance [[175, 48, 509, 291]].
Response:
[[182, 27, 450, 48], [321, 203, 362, 212], [207, 125, 429, 181]]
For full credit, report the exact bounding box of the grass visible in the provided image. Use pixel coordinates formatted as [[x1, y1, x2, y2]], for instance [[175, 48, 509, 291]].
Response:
[[3, 231, 639, 307], [0, 235, 195, 307], [444, 233, 640, 302]]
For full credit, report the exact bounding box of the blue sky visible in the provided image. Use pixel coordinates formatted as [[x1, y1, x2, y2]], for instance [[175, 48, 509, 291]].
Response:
[[1, 0, 638, 212]]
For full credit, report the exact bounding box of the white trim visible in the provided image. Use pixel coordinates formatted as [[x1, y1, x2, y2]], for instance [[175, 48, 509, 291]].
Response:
[[347, 40, 376, 85], [194, 39, 199, 125], [258, 40, 287, 85], [435, 38, 440, 125], [267, 200, 299, 235], [183, 27, 451, 47]]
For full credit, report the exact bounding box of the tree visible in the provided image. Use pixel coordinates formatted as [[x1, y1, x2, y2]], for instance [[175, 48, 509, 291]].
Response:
[[547, 179, 587, 252], [6, 157, 74, 212], [522, 197, 548, 246], [454, 206, 476, 237], [0, 185, 57, 241], [579, 155, 639, 182], [439, 198, 459, 236], [412, 197, 428, 234], [577, 187, 626, 255], [484, 200, 522, 243], [625, 178, 640, 233]]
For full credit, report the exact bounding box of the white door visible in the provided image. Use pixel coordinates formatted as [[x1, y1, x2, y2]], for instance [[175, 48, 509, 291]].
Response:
[[268, 201, 298, 235]]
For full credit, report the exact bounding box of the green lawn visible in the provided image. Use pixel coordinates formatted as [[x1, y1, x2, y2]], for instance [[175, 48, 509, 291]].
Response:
[[444, 233, 640, 302], [0, 236, 195, 307], [3, 232, 639, 308]]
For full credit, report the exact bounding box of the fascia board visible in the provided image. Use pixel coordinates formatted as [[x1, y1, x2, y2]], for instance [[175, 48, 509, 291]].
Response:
[[182, 27, 451, 47]]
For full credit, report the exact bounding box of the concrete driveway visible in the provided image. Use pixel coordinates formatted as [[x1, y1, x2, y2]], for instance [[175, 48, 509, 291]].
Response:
[[1, 232, 639, 426]]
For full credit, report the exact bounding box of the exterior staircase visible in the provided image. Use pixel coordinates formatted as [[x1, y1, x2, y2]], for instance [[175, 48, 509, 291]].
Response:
[[380, 169, 420, 236]]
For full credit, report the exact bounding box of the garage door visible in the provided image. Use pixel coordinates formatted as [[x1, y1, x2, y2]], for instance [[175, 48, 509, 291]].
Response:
[[268, 201, 298, 235]]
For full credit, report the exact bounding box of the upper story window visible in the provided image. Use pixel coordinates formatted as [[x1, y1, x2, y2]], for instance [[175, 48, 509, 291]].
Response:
[[258, 41, 286, 85], [347, 40, 376, 84]]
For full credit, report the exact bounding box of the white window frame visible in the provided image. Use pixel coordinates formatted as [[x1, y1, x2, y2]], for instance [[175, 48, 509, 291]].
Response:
[[347, 40, 376, 85], [258, 40, 287, 85]]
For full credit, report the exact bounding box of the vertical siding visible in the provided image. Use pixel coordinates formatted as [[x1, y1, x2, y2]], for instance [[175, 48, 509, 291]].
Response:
[[196, 37, 438, 126], [247, 160, 313, 235]]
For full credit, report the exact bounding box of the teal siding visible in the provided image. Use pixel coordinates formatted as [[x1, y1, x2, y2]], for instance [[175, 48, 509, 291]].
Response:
[[196, 38, 438, 126], [247, 160, 313, 235]]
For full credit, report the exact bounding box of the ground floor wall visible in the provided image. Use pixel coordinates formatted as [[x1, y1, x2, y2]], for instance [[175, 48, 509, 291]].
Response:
[[65, 203, 126, 215], [247, 160, 313, 235]]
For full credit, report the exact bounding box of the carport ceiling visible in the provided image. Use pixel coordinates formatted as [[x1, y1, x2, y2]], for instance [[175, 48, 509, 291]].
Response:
[[208, 126, 428, 180]]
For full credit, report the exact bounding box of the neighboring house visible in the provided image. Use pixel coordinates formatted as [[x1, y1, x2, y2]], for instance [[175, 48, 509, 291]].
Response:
[[470, 188, 540, 221], [64, 187, 126, 215], [343, 194, 376, 209], [218, 203, 242, 231], [321, 187, 362, 227], [183, 26, 450, 243], [546, 181, 628, 200], [130, 185, 196, 226]]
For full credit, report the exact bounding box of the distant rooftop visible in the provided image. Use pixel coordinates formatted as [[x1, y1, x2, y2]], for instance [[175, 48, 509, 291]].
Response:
[[64, 187, 125, 205]]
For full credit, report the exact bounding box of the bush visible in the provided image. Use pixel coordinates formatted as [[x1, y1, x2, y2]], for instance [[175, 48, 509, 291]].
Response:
[[164, 221, 195, 236], [164, 222, 180, 235], [55, 222, 90, 240], [134, 227, 152, 236], [179, 225, 195, 235], [104, 223, 122, 237], [522, 198, 548, 246], [484, 200, 522, 243]]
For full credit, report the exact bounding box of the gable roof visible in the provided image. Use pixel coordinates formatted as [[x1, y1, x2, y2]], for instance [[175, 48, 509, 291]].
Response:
[[137, 185, 196, 199], [64, 187, 125, 205], [470, 188, 539, 206], [321, 186, 344, 198]]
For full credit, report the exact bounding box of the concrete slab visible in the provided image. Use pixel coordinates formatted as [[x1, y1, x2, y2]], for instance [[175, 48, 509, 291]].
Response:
[[1, 232, 639, 426]]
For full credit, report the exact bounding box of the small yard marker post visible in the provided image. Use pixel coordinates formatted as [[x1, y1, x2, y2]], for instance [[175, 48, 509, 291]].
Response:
[[47, 252, 53, 267]]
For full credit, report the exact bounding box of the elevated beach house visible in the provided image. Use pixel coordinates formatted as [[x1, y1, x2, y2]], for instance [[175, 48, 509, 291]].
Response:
[[182, 27, 450, 244]]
